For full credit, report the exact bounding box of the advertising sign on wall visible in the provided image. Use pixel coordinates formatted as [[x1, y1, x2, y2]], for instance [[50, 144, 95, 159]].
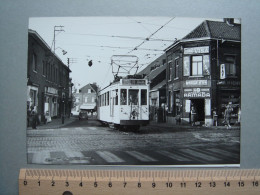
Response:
[[183, 88, 210, 98], [184, 46, 209, 55]]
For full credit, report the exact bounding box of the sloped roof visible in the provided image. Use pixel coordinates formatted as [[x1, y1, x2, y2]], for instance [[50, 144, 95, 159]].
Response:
[[80, 83, 98, 93], [183, 20, 241, 41], [138, 54, 166, 80], [28, 29, 71, 72]]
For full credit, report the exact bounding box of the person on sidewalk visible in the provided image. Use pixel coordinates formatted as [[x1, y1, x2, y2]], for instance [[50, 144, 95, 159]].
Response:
[[224, 102, 233, 129], [191, 106, 197, 126], [31, 106, 37, 129]]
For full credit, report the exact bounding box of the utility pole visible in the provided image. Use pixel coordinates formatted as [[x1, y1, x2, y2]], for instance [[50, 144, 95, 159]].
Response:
[[53, 26, 65, 54], [67, 58, 77, 68]]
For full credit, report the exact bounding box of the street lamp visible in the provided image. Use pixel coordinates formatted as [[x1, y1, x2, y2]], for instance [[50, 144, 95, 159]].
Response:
[[55, 47, 67, 55]]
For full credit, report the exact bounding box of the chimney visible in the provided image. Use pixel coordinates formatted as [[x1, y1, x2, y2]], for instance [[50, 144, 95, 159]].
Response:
[[224, 18, 234, 25]]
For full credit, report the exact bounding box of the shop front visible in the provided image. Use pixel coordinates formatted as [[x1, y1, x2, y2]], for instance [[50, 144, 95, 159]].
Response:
[[182, 87, 212, 126], [44, 87, 58, 118]]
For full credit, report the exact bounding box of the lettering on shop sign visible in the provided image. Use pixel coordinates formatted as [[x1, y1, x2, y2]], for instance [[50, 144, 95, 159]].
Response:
[[183, 88, 210, 98], [184, 46, 209, 55], [186, 80, 208, 86]]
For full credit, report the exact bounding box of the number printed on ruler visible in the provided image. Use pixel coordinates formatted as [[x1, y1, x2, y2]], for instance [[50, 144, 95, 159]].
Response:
[[19, 169, 260, 195]]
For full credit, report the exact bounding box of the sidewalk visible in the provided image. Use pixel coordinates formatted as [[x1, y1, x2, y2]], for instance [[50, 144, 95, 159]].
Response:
[[27, 117, 77, 130], [147, 121, 240, 131]]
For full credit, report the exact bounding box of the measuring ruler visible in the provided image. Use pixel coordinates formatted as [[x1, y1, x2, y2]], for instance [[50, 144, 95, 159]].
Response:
[[19, 169, 260, 195]]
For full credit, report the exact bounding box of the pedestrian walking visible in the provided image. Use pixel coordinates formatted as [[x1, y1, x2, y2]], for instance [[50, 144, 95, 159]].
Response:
[[191, 106, 197, 126], [31, 107, 37, 129], [212, 107, 218, 126], [224, 102, 233, 129]]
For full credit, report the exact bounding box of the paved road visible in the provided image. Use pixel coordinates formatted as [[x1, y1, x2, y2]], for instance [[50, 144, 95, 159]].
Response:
[[27, 119, 240, 165]]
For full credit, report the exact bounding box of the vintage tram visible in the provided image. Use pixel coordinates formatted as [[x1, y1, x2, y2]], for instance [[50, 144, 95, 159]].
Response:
[[97, 75, 149, 130]]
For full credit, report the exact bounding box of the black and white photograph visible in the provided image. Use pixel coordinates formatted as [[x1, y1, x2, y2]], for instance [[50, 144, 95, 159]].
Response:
[[26, 17, 241, 166]]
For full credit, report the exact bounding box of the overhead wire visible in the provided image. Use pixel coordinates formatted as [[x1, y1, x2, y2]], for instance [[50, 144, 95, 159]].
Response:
[[127, 17, 175, 54]]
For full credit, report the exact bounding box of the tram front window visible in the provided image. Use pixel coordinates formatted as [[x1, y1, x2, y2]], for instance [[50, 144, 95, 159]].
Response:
[[120, 89, 127, 105], [129, 89, 139, 105]]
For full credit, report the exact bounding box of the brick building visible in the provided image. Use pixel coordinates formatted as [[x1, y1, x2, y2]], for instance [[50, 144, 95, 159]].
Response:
[[27, 29, 71, 123], [165, 19, 241, 126], [72, 83, 98, 113]]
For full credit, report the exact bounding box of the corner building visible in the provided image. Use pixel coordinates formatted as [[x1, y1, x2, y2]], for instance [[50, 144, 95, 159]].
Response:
[[165, 19, 241, 126]]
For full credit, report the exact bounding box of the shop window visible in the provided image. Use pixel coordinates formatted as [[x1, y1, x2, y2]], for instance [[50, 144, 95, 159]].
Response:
[[191, 56, 203, 76], [120, 89, 127, 105], [174, 92, 181, 115], [129, 89, 139, 105], [141, 89, 147, 105]]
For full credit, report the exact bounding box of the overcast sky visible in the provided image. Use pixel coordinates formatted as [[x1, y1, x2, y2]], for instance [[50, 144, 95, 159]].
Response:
[[29, 17, 228, 89]]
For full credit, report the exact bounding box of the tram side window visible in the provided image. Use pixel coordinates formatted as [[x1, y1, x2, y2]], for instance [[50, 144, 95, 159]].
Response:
[[107, 92, 109, 106], [129, 89, 139, 105], [120, 89, 127, 105], [141, 89, 147, 105], [115, 89, 118, 105]]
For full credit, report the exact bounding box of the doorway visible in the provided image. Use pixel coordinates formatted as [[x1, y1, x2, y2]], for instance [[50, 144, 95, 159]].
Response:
[[191, 99, 205, 122]]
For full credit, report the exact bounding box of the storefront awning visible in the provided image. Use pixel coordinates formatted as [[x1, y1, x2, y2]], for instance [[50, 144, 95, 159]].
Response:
[[80, 104, 95, 110]]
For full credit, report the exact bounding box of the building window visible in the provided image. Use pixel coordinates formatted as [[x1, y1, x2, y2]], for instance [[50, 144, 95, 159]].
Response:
[[184, 55, 210, 76], [225, 55, 236, 76], [88, 89, 91, 93], [191, 56, 203, 76], [42, 61, 46, 76], [168, 61, 172, 81], [174, 59, 179, 79], [32, 53, 37, 72], [85, 97, 88, 103]]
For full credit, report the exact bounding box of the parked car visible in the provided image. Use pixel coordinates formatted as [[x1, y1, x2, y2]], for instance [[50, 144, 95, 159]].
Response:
[[79, 109, 88, 120]]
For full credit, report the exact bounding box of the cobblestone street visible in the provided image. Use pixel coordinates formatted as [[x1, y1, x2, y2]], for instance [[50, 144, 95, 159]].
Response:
[[27, 119, 240, 165]]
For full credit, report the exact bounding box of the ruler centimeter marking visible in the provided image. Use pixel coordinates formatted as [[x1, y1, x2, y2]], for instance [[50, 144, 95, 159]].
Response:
[[19, 169, 260, 195]]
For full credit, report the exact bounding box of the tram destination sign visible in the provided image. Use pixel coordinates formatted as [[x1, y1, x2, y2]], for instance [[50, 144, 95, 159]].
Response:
[[122, 79, 146, 85], [184, 88, 211, 98]]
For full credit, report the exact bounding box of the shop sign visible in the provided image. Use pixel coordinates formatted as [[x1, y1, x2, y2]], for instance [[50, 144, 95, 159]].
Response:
[[184, 88, 210, 98], [217, 80, 240, 86], [45, 87, 58, 95], [184, 46, 209, 55], [186, 80, 208, 86]]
